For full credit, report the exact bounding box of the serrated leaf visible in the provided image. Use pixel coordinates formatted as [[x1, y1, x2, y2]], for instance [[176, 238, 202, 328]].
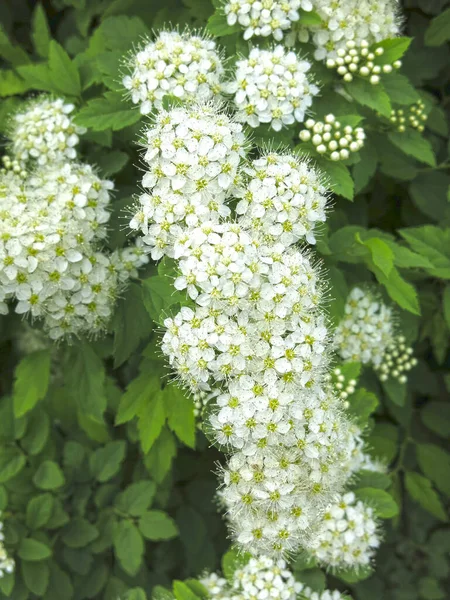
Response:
[[416, 444, 450, 497], [382, 72, 420, 105], [116, 367, 160, 425], [353, 142, 378, 193], [48, 40, 80, 96], [206, 12, 241, 37], [0, 23, 31, 65], [0, 70, 31, 97], [400, 227, 450, 279], [26, 494, 54, 529], [76, 91, 140, 131], [113, 520, 144, 576], [388, 130, 436, 167], [62, 517, 99, 548], [32, 3, 51, 58], [314, 158, 354, 200], [373, 37, 412, 63], [357, 234, 394, 278], [352, 470, 391, 490], [90, 440, 126, 482], [139, 510, 178, 540], [22, 560, 50, 596], [13, 350, 51, 418], [405, 471, 448, 522], [142, 275, 186, 323], [164, 385, 196, 449], [346, 78, 391, 117], [347, 388, 379, 427], [115, 481, 156, 516], [0, 446, 26, 482], [144, 427, 177, 484], [373, 265, 421, 315], [355, 488, 399, 518]]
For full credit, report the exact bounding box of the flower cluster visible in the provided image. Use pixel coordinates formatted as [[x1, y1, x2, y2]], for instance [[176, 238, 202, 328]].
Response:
[[297, 0, 402, 61], [306, 491, 380, 569], [0, 516, 14, 578], [333, 287, 416, 384], [299, 115, 365, 161], [129, 104, 246, 260], [227, 46, 319, 130], [201, 555, 352, 600], [234, 152, 328, 245], [325, 40, 402, 84], [8, 97, 86, 167], [0, 98, 148, 339], [224, 0, 311, 41], [122, 30, 226, 115], [389, 101, 427, 133], [132, 102, 356, 557]]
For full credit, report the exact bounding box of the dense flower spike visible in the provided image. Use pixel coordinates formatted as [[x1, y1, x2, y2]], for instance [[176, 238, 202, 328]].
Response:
[[135, 102, 357, 557], [235, 152, 328, 245], [129, 104, 246, 260], [122, 30, 226, 115], [297, 0, 402, 61], [227, 46, 318, 130], [325, 40, 402, 84], [224, 0, 313, 41], [8, 97, 86, 166], [389, 101, 427, 133], [201, 555, 352, 600], [0, 515, 14, 578], [333, 287, 416, 384], [306, 491, 380, 569], [299, 115, 365, 161], [0, 159, 148, 338]]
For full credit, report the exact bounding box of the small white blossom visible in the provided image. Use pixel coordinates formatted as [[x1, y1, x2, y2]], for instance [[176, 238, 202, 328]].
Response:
[[122, 30, 226, 115], [8, 97, 86, 166], [227, 46, 318, 131], [0, 514, 14, 578]]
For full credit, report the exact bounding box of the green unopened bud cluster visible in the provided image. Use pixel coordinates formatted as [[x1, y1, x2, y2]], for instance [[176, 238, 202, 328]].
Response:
[[374, 336, 417, 384], [328, 367, 358, 404], [299, 114, 365, 161], [326, 40, 401, 84], [390, 101, 427, 133], [1, 155, 27, 179]]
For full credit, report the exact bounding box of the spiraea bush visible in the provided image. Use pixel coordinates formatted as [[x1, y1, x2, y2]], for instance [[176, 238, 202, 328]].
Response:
[[0, 1, 449, 600]]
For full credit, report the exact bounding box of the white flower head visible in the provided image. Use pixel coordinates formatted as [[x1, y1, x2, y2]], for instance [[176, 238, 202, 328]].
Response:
[[122, 29, 226, 115], [8, 96, 86, 166], [227, 46, 319, 131]]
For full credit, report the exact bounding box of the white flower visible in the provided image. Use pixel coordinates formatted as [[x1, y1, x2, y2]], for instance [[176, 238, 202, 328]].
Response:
[[298, 0, 402, 61], [0, 513, 14, 578], [307, 491, 381, 569], [122, 30, 226, 115], [235, 152, 328, 245], [224, 0, 313, 41], [227, 46, 318, 130], [8, 96, 86, 166]]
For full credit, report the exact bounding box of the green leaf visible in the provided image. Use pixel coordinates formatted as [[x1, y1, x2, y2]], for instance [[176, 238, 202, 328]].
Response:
[[409, 172, 450, 222], [388, 130, 436, 167], [47, 563, 74, 600], [21, 409, 50, 456], [22, 560, 50, 596], [115, 481, 156, 516], [422, 401, 450, 438], [334, 565, 373, 584], [0, 446, 26, 482], [89, 440, 126, 482], [385, 240, 433, 270], [347, 388, 379, 427], [298, 8, 322, 25], [139, 510, 178, 540], [382, 377, 407, 407], [113, 520, 144, 576], [373, 37, 412, 63], [0, 23, 31, 65], [15, 62, 54, 93], [33, 460, 65, 490], [62, 517, 99, 548], [173, 581, 200, 600], [353, 142, 378, 193], [116, 367, 160, 425], [48, 40, 81, 96], [352, 470, 391, 490], [112, 283, 152, 368], [400, 226, 450, 279], [373, 265, 421, 315], [382, 72, 420, 105], [416, 444, 450, 497], [142, 275, 186, 323], [355, 488, 399, 518], [405, 471, 448, 521], [138, 390, 166, 453], [144, 427, 177, 484], [32, 3, 51, 58], [425, 8, 450, 46], [18, 538, 52, 561], [164, 385, 196, 449], [26, 494, 54, 529], [206, 12, 240, 37], [357, 234, 394, 278], [125, 589, 148, 600], [13, 350, 51, 417], [0, 70, 31, 97], [367, 423, 398, 463], [418, 577, 446, 600], [346, 78, 391, 117], [222, 547, 251, 581], [314, 158, 354, 200], [444, 285, 450, 330], [65, 343, 107, 423], [75, 91, 140, 131]]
